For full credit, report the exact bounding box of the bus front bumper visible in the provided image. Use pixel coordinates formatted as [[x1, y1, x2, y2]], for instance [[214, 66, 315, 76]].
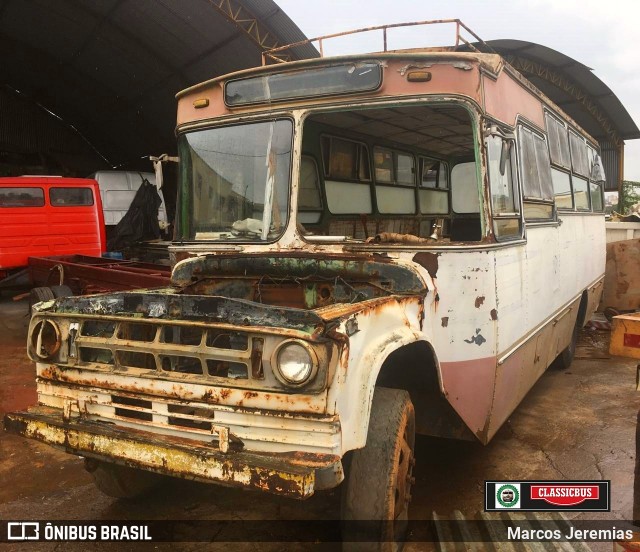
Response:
[[4, 406, 328, 499]]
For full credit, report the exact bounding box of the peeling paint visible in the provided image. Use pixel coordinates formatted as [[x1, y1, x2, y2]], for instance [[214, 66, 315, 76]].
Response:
[[464, 329, 486, 346], [412, 252, 439, 279]]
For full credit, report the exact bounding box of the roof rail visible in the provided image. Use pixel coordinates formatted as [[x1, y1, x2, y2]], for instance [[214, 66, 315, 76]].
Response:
[[261, 19, 494, 65]]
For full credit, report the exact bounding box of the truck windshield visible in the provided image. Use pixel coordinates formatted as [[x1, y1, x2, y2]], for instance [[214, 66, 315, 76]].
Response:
[[177, 119, 292, 242]]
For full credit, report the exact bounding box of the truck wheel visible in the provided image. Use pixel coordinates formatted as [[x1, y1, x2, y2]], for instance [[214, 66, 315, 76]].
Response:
[[553, 319, 579, 370], [84, 458, 162, 499], [29, 286, 55, 315], [341, 387, 415, 551], [51, 284, 73, 298]]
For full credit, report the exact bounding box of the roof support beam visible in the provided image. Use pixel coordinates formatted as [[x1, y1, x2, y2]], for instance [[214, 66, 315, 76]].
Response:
[[206, 0, 282, 52]]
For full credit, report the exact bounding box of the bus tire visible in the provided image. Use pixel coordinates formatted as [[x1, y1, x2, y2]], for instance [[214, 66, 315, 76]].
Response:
[[84, 458, 162, 499], [341, 387, 415, 551], [51, 284, 73, 298], [554, 318, 579, 370], [29, 286, 55, 315]]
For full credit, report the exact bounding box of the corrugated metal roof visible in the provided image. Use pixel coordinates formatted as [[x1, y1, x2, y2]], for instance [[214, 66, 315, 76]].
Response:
[[0, 0, 318, 170]]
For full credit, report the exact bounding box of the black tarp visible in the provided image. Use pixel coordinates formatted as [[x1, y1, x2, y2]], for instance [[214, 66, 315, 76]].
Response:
[[107, 178, 162, 251]]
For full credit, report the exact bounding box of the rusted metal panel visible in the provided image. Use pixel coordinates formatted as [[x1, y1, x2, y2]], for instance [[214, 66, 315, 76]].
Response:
[[35, 375, 342, 454], [47, 290, 326, 336], [28, 255, 171, 294], [4, 407, 320, 499]]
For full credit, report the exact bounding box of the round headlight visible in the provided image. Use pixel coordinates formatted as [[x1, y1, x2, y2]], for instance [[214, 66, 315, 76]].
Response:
[[274, 341, 316, 386], [31, 319, 61, 360]]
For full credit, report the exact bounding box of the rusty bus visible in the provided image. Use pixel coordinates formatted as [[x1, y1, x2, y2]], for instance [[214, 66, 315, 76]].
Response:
[[5, 20, 606, 547]]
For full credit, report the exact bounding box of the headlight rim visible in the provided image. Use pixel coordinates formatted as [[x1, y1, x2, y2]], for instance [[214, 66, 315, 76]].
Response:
[[271, 339, 318, 388], [30, 318, 62, 360]]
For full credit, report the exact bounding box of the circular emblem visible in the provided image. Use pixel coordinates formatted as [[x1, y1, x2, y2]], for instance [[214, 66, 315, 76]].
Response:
[[497, 484, 519, 508]]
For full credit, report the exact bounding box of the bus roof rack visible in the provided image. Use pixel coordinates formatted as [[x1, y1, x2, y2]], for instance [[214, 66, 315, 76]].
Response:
[[261, 19, 495, 65]]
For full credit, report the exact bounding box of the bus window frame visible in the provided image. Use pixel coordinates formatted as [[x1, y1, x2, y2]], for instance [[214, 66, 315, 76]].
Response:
[[298, 155, 324, 225], [544, 110, 576, 212], [297, 98, 486, 246], [0, 186, 45, 208], [418, 156, 450, 216], [516, 121, 556, 224], [486, 130, 523, 242], [320, 133, 373, 216], [372, 145, 417, 215]]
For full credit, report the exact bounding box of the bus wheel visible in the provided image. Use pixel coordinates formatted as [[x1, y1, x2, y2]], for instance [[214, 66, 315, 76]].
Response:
[[341, 387, 415, 551], [554, 319, 579, 370], [29, 286, 55, 315], [51, 284, 73, 298], [84, 458, 163, 499]]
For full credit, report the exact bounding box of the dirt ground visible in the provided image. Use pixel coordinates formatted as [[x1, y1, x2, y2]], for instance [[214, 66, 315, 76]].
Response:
[[0, 295, 637, 551]]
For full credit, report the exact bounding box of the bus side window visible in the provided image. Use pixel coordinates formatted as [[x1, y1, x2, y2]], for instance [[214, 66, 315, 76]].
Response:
[[518, 125, 554, 220], [298, 156, 323, 224], [450, 161, 482, 241], [487, 135, 522, 240]]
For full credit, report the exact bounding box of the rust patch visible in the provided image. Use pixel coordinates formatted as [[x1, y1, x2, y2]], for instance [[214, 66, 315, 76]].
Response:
[[412, 252, 439, 279], [441, 316, 449, 328], [475, 296, 485, 308], [244, 391, 258, 399], [490, 309, 498, 321], [219, 389, 231, 400]]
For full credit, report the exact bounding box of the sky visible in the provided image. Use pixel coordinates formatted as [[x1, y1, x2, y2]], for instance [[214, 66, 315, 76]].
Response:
[[276, 0, 640, 183]]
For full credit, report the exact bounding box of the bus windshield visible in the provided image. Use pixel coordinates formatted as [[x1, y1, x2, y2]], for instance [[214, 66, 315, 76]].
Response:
[[177, 119, 292, 242]]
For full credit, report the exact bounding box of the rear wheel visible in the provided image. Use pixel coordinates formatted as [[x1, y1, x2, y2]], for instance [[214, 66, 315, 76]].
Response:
[[84, 459, 163, 499], [29, 286, 55, 315], [51, 284, 73, 298], [553, 318, 579, 370], [341, 387, 415, 551]]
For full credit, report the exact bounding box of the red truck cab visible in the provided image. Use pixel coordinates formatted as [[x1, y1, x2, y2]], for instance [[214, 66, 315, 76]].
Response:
[[0, 177, 106, 276]]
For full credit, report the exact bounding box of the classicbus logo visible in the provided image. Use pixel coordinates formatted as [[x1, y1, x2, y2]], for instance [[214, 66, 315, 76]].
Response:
[[485, 481, 610, 512], [530, 485, 599, 507]]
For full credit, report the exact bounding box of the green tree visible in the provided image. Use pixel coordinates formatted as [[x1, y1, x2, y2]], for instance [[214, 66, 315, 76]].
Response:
[[617, 180, 640, 214]]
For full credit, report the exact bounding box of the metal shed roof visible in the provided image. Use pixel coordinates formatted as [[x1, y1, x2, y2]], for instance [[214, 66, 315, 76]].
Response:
[[0, 0, 318, 169]]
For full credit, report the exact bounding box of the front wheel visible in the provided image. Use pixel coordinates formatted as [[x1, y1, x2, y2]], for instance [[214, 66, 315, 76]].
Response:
[[341, 387, 416, 551], [84, 458, 163, 499]]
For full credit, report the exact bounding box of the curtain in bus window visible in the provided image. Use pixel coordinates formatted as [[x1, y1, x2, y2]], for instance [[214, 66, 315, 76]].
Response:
[[298, 156, 322, 224], [533, 135, 553, 200], [591, 152, 606, 183], [545, 113, 571, 169], [590, 182, 603, 211], [487, 136, 516, 214], [519, 127, 553, 201], [569, 133, 589, 177], [520, 127, 538, 198]]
